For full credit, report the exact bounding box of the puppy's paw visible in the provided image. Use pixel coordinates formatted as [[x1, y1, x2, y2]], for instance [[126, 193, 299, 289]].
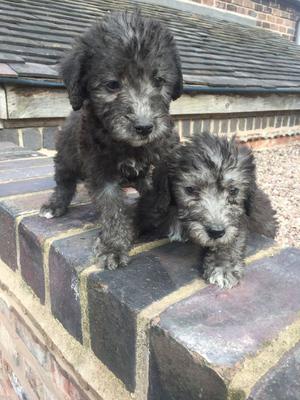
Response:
[[168, 229, 183, 242], [93, 237, 129, 270], [168, 219, 187, 242], [204, 265, 243, 289], [39, 203, 67, 219]]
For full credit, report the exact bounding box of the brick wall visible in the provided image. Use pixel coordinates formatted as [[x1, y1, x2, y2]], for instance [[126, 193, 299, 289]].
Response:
[[0, 126, 59, 151], [175, 111, 300, 142], [1, 138, 300, 400], [2, 111, 300, 152], [0, 297, 94, 400], [193, 0, 300, 41]]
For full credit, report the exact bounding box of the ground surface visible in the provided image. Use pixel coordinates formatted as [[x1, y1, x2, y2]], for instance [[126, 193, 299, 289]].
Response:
[[254, 143, 300, 248]]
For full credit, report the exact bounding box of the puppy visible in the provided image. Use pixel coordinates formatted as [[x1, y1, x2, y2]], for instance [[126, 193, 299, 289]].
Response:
[[40, 11, 182, 270], [139, 132, 277, 288]]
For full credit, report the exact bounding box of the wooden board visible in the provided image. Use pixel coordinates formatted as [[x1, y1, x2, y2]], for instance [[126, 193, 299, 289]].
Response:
[[170, 93, 300, 115], [6, 86, 71, 119], [0, 86, 7, 120], [4, 85, 300, 120]]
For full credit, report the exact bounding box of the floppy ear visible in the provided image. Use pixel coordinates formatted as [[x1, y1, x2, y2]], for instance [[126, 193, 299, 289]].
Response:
[[238, 145, 256, 216], [171, 50, 183, 101], [244, 185, 256, 216], [60, 46, 87, 111]]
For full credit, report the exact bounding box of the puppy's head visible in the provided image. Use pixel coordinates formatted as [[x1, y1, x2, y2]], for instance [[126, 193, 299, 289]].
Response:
[[172, 132, 256, 247], [61, 11, 183, 147]]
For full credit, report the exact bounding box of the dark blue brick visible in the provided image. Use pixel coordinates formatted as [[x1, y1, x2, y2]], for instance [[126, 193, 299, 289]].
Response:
[[250, 342, 300, 400], [149, 248, 300, 400], [49, 229, 98, 342], [19, 204, 96, 303]]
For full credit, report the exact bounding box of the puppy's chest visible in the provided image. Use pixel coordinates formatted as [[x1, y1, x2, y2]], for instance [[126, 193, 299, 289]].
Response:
[[118, 158, 149, 183]]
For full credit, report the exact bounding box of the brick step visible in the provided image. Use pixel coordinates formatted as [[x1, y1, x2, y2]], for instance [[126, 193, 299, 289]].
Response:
[[0, 142, 300, 400]]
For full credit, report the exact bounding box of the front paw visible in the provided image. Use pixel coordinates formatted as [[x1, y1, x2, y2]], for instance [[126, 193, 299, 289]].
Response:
[[39, 203, 67, 219], [93, 237, 129, 270], [204, 265, 243, 289]]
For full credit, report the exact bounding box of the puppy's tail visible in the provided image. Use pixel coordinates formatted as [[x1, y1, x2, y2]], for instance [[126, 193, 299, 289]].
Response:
[[247, 188, 278, 239]]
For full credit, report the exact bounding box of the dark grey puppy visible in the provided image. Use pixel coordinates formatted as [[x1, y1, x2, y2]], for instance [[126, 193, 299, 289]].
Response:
[[40, 11, 182, 270], [139, 132, 277, 288]]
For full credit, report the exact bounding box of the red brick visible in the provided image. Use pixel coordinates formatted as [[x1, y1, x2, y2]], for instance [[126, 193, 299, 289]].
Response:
[[202, 0, 214, 5], [0, 357, 30, 400], [25, 360, 44, 399], [50, 355, 89, 400], [13, 311, 50, 369]]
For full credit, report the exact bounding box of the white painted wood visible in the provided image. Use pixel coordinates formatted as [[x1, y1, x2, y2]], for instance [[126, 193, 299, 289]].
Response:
[[6, 86, 71, 119], [0, 86, 7, 120], [170, 93, 300, 115], [4, 85, 300, 120]]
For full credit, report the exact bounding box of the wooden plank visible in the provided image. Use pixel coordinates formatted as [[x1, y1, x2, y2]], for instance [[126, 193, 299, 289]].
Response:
[[4, 85, 300, 120], [6, 86, 71, 119], [0, 86, 7, 120], [170, 93, 300, 115], [183, 75, 300, 88]]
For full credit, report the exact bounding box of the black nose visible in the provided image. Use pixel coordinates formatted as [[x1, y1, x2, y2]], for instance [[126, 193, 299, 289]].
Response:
[[206, 226, 225, 239], [135, 124, 153, 136]]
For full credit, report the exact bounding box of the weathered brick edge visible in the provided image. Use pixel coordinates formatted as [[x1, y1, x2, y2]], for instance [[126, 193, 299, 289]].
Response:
[[2, 110, 300, 152], [1, 145, 300, 400]]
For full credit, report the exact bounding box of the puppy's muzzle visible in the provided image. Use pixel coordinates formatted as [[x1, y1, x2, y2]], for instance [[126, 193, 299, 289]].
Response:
[[205, 225, 226, 239], [134, 120, 153, 137]]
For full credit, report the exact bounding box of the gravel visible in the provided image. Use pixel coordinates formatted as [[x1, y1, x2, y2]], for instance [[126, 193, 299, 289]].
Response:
[[254, 143, 300, 248]]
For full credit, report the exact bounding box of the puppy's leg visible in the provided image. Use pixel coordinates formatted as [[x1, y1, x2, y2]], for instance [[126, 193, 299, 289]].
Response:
[[92, 182, 134, 270], [137, 163, 171, 235], [40, 163, 77, 218], [203, 230, 247, 289], [168, 209, 189, 242]]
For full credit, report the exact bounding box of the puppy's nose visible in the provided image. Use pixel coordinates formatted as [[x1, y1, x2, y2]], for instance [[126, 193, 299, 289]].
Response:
[[206, 226, 225, 239], [135, 124, 153, 136]]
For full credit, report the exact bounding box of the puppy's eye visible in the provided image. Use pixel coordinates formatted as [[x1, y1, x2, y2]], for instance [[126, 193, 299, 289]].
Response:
[[185, 186, 196, 195], [154, 76, 166, 87], [229, 187, 239, 196], [105, 80, 121, 92]]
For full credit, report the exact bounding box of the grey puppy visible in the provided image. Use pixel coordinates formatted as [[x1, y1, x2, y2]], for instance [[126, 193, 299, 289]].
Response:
[[139, 132, 277, 288], [40, 11, 182, 270]]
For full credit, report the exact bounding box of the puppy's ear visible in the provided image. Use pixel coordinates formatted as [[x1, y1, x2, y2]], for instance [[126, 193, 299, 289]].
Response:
[[171, 51, 183, 101], [60, 46, 87, 111], [237, 145, 256, 216], [244, 186, 256, 216]]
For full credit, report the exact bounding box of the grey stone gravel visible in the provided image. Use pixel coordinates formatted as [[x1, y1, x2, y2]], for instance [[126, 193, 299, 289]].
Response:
[[254, 143, 300, 248]]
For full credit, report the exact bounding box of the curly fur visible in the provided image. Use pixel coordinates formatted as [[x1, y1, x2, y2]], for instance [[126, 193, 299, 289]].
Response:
[[139, 132, 278, 288], [40, 11, 182, 270]]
